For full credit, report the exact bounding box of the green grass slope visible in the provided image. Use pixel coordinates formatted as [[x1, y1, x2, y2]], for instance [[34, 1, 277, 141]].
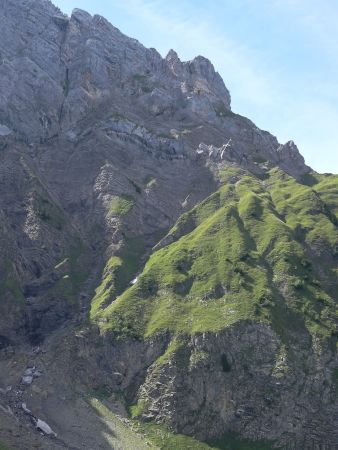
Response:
[[90, 397, 275, 450], [91, 167, 338, 344]]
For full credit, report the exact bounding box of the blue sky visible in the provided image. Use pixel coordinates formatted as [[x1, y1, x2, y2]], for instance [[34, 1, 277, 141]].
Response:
[[53, 0, 338, 173]]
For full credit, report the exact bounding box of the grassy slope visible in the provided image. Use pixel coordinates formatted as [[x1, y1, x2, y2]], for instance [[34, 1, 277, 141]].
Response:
[[90, 397, 275, 450], [91, 167, 338, 344], [90, 236, 145, 316], [89, 398, 158, 450]]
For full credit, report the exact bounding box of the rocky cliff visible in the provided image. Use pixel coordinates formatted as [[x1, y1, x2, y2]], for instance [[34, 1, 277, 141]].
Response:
[[0, 1, 337, 449]]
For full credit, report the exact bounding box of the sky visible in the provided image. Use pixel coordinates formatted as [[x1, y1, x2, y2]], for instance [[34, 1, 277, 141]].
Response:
[[52, 0, 338, 173]]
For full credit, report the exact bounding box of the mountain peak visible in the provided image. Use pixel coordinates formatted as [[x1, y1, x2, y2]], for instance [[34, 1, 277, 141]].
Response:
[[277, 140, 309, 176], [166, 48, 180, 62], [71, 8, 92, 23]]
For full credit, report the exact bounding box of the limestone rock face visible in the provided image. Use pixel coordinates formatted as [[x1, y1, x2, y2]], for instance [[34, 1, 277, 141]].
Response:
[[0, 0, 232, 142], [0, 0, 308, 177]]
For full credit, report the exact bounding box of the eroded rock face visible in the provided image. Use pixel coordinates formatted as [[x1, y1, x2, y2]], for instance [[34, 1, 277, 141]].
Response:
[[129, 324, 338, 448]]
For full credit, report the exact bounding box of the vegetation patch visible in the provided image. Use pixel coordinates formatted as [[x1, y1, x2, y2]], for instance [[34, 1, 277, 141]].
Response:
[[91, 396, 221, 448], [108, 195, 134, 216], [92, 167, 337, 347], [129, 399, 149, 418], [89, 398, 156, 450], [133, 422, 277, 449], [154, 335, 191, 369], [133, 422, 214, 449], [91, 236, 145, 318]]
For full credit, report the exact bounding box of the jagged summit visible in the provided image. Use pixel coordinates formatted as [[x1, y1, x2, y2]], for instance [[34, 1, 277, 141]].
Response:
[[166, 49, 180, 61], [0, 0, 232, 141], [0, 0, 305, 178]]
